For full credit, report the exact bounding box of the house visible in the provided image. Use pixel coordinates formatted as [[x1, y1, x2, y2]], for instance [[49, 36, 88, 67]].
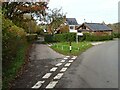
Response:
[[77, 22, 113, 35], [66, 18, 79, 33], [47, 17, 79, 34]]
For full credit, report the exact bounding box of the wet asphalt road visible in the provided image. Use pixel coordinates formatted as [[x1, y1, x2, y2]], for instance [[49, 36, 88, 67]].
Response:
[[12, 43, 65, 88], [56, 40, 118, 88], [12, 40, 118, 89]]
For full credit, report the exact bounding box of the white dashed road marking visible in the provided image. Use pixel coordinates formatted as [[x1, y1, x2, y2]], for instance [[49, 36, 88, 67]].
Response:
[[71, 56, 77, 59], [64, 63, 71, 67], [42, 73, 52, 79], [54, 73, 64, 79], [66, 56, 70, 58], [60, 67, 68, 72], [68, 60, 74, 63], [32, 56, 77, 88], [64, 57, 68, 60], [55, 63, 62, 66], [61, 60, 65, 62], [50, 67, 58, 72], [46, 81, 58, 89], [32, 81, 45, 88]]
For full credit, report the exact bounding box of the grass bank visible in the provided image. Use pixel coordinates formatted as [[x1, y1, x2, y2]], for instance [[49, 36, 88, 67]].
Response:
[[51, 41, 92, 56], [2, 43, 30, 90]]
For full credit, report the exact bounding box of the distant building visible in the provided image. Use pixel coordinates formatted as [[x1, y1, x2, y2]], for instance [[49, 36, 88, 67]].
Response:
[[66, 18, 79, 33], [77, 22, 113, 35], [47, 17, 79, 34]]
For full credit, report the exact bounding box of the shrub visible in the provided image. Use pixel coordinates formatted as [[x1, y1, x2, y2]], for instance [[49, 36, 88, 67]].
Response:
[[44, 32, 113, 43], [44, 33, 76, 43], [26, 34, 38, 42], [2, 16, 29, 89], [54, 33, 76, 42], [112, 32, 120, 38], [44, 34, 55, 42], [2, 17, 27, 64], [84, 33, 113, 41]]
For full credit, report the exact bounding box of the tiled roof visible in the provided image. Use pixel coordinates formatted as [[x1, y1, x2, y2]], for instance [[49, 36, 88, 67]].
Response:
[[66, 18, 78, 25], [78, 23, 112, 31]]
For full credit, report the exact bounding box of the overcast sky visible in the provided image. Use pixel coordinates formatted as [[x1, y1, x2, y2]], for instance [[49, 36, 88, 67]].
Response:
[[48, 0, 119, 24]]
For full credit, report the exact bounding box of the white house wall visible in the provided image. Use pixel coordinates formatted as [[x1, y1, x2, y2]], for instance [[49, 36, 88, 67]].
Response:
[[69, 25, 77, 33]]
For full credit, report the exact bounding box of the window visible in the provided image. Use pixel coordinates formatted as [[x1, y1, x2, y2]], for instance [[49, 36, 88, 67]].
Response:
[[70, 26, 74, 29]]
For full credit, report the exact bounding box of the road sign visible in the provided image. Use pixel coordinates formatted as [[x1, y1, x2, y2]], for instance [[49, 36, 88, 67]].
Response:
[[77, 33, 83, 36]]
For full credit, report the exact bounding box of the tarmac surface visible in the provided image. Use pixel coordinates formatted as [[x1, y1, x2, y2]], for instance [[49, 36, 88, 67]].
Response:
[[12, 40, 118, 88]]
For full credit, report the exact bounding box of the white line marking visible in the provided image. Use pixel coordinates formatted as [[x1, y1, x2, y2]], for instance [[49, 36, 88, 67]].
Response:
[[50, 67, 58, 72], [68, 60, 74, 63], [61, 60, 65, 62], [55, 63, 62, 66], [60, 67, 68, 72], [64, 63, 71, 67], [32, 81, 45, 88], [71, 56, 77, 59], [54, 73, 64, 79], [64, 57, 68, 60], [46, 81, 58, 89], [42, 73, 52, 79], [66, 56, 70, 58]]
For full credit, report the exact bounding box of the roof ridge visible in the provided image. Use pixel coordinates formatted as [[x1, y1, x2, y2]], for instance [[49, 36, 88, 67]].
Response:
[[85, 22, 103, 24]]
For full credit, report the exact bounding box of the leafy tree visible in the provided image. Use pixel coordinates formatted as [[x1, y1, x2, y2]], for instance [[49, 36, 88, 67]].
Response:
[[2, 2, 48, 20], [2, 2, 49, 32], [47, 8, 66, 35]]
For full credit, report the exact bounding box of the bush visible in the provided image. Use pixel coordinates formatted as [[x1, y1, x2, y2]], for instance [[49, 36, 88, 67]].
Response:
[[2, 16, 29, 90], [84, 33, 113, 41], [26, 34, 38, 42], [44, 34, 55, 43], [112, 32, 120, 38], [45, 33, 76, 43], [2, 17, 27, 64], [44, 32, 113, 43]]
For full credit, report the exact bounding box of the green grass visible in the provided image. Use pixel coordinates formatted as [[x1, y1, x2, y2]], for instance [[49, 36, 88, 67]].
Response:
[[2, 43, 29, 90], [51, 41, 93, 55]]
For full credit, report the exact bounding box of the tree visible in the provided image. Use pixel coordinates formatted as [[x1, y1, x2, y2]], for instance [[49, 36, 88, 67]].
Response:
[[2, 2, 48, 20], [47, 8, 66, 35], [2, 2, 49, 34]]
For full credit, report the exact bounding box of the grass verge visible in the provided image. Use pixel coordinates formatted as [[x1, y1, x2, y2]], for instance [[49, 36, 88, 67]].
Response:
[[51, 41, 93, 56], [2, 43, 30, 90]]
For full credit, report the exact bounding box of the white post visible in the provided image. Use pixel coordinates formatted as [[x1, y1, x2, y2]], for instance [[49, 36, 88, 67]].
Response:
[[76, 33, 78, 44]]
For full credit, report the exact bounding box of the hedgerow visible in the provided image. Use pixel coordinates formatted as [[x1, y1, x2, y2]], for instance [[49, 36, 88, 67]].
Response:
[[45, 33, 113, 43], [2, 17, 27, 64]]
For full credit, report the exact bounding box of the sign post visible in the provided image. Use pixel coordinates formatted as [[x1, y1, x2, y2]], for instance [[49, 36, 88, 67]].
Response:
[[76, 32, 83, 43], [69, 41, 72, 53]]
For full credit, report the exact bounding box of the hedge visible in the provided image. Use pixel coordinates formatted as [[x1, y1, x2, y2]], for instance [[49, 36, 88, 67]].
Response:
[[54, 33, 76, 42], [112, 32, 120, 38], [45, 33, 113, 43], [84, 33, 113, 41], [44, 33, 76, 42], [26, 34, 38, 42], [2, 17, 27, 64]]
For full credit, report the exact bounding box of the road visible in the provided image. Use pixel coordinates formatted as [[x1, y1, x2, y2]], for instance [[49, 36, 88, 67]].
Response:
[[56, 40, 118, 88], [12, 42, 65, 88], [12, 40, 118, 89]]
